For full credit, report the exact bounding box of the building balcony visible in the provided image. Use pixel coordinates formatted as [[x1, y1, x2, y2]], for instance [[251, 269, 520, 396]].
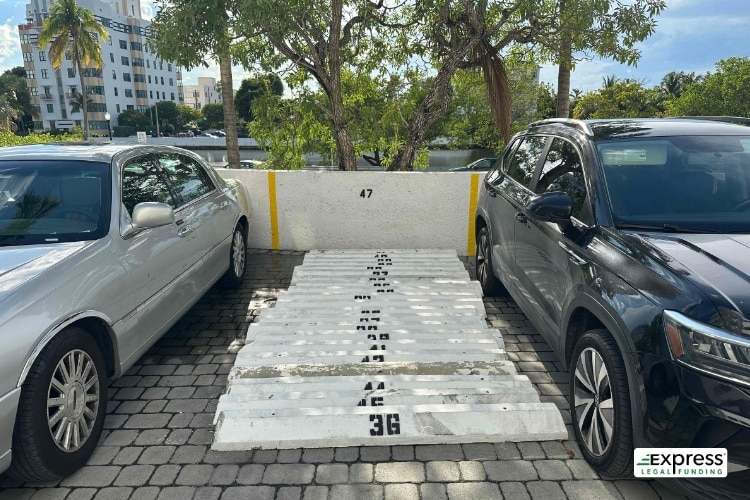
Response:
[[40, 94, 54, 100]]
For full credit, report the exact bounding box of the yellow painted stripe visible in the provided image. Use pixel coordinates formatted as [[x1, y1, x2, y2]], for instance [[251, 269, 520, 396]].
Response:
[[268, 171, 280, 250], [467, 173, 480, 256]]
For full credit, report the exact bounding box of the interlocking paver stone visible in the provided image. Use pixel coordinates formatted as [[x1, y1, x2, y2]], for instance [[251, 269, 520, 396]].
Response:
[[276, 486, 302, 500], [350, 463, 374, 483], [113, 465, 155, 486], [262, 464, 315, 485], [315, 464, 348, 484], [60, 467, 121, 487], [103, 430, 139, 447], [613, 480, 660, 500], [28, 489, 70, 500], [500, 482, 531, 500], [138, 446, 176, 465], [567, 460, 600, 479], [169, 445, 206, 464], [302, 448, 334, 463], [149, 465, 181, 486], [517, 442, 546, 459], [131, 487, 159, 500], [359, 446, 390, 462], [493, 442, 521, 460], [375, 463, 425, 483], [278, 449, 303, 463], [175, 464, 214, 486], [415, 445, 463, 462], [302, 486, 329, 500], [562, 480, 623, 500], [236, 464, 264, 485], [535, 460, 573, 480], [446, 482, 502, 500], [484, 460, 538, 482], [461, 443, 496, 461], [458, 461, 486, 481], [210, 465, 239, 486], [527, 481, 567, 500], [112, 447, 143, 465], [385, 484, 419, 500], [330, 485, 383, 500], [426, 462, 460, 482], [421, 484, 448, 500]]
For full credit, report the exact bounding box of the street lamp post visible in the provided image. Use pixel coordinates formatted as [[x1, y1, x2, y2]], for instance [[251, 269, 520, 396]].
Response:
[[104, 111, 112, 141]]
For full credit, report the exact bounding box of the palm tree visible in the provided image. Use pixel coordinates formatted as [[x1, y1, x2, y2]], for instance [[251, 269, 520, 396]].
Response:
[[38, 0, 107, 140], [68, 89, 94, 114], [602, 74, 620, 88]]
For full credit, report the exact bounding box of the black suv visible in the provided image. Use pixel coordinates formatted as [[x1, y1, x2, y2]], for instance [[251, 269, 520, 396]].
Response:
[[475, 118, 750, 492]]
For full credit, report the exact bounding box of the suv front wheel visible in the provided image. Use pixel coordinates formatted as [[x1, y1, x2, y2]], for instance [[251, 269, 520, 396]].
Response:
[[570, 329, 633, 477], [475, 226, 508, 296]]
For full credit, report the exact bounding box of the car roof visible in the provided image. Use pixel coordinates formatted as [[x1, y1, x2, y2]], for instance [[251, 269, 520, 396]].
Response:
[[0, 143, 184, 163], [527, 117, 750, 141]]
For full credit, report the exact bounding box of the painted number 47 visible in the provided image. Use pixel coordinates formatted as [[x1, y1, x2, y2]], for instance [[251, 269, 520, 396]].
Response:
[[360, 189, 373, 198]]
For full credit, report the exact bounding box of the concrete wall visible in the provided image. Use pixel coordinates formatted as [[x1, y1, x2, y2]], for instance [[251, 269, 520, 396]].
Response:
[[218, 170, 482, 256]]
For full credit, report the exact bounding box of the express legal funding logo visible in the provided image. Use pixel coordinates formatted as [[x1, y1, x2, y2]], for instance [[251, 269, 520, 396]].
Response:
[[634, 448, 727, 478]]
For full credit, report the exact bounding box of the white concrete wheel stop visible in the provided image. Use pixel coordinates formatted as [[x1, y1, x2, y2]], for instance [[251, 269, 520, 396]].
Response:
[[213, 250, 566, 450]]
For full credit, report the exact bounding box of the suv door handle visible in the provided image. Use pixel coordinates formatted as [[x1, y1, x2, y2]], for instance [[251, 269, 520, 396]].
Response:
[[219, 201, 229, 210], [177, 224, 194, 238], [515, 212, 527, 223]]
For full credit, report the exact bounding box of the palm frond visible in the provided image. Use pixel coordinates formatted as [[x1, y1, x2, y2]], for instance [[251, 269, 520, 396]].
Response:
[[475, 41, 511, 143]]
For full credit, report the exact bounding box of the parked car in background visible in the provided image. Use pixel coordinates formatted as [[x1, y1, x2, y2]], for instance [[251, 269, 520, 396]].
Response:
[[0, 144, 251, 481], [450, 157, 497, 171], [475, 118, 750, 496], [240, 159, 265, 169]]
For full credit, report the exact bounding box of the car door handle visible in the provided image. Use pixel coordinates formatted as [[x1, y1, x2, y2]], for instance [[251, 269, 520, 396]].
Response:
[[177, 224, 194, 238], [219, 201, 229, 210], [558, 241, 587, 266], [515, 212, 527, 223]]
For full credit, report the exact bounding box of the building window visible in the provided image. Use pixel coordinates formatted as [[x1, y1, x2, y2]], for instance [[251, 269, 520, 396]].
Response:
[[149, 90, 153, 99], [116, 104, 121, 113], [159, 62, 163, 70], [168, 63, 172, 72], [33, 105, 41, 114], [114, 88, 118, 96], [29, 87, 38, 96], [160, 76, 164, 85], [169, 78, 173, 86], [146, 60, 150, 68], [112, 70, 116, 79], [137, 105, 148, 112], [23, 52, 32, 62], [119, 40, 127, 49], [134, 74, 145, 83], [125, 89, 133, 98], [148, 75, 151, 83], [65, 54, 71, 60], [46, 104, 53, 113], [20, 34, 30, 44], [26, 71, 35, 79], [89, 103, 107, 112], [130, 41, 142, 51], [132, 58, 144, 67], [86, 86, 105, 95], [126, 105, 134, 110], [136, 90, 148, 98], [40, 69, 48, 79], [123, 73, 131, 82], [110, 53, 114, 63], [121, 56, 129, 66], [43, 86, 52, 95], [108, 37, 112, 45], [171, 92, 175, 101], [38, 51, 46, 61], [67, 68, 75, 78]]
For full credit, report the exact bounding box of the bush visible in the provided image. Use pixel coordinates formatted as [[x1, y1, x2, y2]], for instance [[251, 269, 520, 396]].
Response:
[[0, 129, 84, 147], [113, 126, 136, 137]]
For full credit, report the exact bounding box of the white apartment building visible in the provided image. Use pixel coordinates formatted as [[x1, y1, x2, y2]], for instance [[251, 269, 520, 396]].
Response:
[[18, 0, 183, 134], [182, 77, 221, 110]]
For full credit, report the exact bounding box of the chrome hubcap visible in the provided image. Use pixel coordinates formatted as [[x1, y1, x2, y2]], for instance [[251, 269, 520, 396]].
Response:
[[232, 230, 245, 277], [47, 349, 99, 452], [574, 347, 614, 457]]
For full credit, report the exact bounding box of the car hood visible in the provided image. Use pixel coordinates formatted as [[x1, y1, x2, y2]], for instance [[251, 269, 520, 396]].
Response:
[[637, 233, 750, 331], [0, 242, 92, 295]]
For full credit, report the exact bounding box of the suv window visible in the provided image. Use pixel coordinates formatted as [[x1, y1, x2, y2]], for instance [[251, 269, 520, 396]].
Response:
[[505, 135, 547, 188], [155, 154, 214, 206], [122, 156, 177, 215], [537, 138, 592, 225]]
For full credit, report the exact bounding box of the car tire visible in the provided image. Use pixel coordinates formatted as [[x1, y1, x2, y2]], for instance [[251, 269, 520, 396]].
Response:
[[475, 225, 508, 296], [9, 327, 108, 481], [570, 329, 633, 477], [219, 223, 247, 289]]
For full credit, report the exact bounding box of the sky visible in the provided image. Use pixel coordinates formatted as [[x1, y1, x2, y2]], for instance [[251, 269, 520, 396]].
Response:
[[0, 0, 748, 92]]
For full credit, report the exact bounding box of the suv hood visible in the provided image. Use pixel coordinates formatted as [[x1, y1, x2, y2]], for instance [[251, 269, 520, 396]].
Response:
[[637, 233, 750, 331], [0, 242, 91, 295]]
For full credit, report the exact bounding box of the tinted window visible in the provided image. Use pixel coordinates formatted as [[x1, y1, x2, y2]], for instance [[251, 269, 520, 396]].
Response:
[[122, 156, 176, 215], [537, 138, 591, 224], [505, 136, 547, 188], [155, 154, 214, 206], [0, 160, 110, 245]]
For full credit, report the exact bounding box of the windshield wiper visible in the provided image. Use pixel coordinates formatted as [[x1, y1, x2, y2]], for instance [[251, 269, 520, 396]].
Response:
[[617, 223, 719, 234]]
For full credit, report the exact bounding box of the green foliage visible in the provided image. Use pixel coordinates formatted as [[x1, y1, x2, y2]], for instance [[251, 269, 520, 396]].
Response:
[[572, 80, 662, 119], [0, 129, 83, 147], [0, 67, 34, 132], [113, 126, 136, 137], [668, 57, 750, 117], [68, 90, 93, 114], [117, 109, 151, 129], [176, 105, 201, 129], [200, 103, 225, 129], [151, 101, 180, 129], [234, 74, 284, 122]]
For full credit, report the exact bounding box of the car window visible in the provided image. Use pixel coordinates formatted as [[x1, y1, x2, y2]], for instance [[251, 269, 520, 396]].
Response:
[[155, 154, 214, 206], [505, 135, 547, 188], [536, 138, 592, 225], [121, 156, 177, 216], [487, 141, 517, 185]]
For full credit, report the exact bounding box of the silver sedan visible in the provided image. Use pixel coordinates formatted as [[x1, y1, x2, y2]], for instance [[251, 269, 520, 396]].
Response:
[[0, 144, 251, 481]]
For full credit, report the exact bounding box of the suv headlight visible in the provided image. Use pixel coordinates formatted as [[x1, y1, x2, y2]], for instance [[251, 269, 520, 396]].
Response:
[[664, 310, 750, 387]]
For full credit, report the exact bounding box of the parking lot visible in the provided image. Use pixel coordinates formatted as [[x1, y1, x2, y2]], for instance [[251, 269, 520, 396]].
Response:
[[0, 250, 685, 500]]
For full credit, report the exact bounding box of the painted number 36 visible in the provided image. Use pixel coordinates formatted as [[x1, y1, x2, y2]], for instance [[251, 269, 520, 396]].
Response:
[[369, 414, 401, 436]]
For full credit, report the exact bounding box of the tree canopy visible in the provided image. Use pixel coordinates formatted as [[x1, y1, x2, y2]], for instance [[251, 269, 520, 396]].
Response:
[[668, 57, 750, 117]]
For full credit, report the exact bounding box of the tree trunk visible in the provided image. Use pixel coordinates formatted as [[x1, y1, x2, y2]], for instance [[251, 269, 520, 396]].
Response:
[[556, 0, 572, 118], [76, 49, 89, 140], [219, 51, 240, 169], [328, 0, 357, 171]]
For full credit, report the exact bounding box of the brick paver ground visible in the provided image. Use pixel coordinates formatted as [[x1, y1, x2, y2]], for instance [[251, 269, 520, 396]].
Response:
[[0, 250, 688, 499]]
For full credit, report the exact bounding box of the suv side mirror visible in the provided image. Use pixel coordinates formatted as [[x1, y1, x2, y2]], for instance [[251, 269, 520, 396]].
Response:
[[122, 202, 175, 239], [525, 191, 572, 224]]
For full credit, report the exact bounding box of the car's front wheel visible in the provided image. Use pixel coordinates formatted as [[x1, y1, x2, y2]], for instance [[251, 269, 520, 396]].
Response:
[[475, 225, 508, 296], [219, 223, 247, 289], [570, 329, 633, 477], [10, 327, 108, 481]]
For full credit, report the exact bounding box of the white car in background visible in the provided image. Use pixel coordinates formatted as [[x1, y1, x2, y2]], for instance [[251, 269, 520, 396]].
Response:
[[0, 143, 251, 481]]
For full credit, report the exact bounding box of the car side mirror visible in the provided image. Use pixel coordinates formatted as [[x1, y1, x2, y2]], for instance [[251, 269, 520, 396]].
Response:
[[122, 202, 175, 239], [525, 191, 572, 224]]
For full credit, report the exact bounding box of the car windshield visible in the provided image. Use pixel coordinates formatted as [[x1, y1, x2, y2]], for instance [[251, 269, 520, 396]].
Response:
[[0, 160, 111, 246], [597, 135, 750, 233]]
